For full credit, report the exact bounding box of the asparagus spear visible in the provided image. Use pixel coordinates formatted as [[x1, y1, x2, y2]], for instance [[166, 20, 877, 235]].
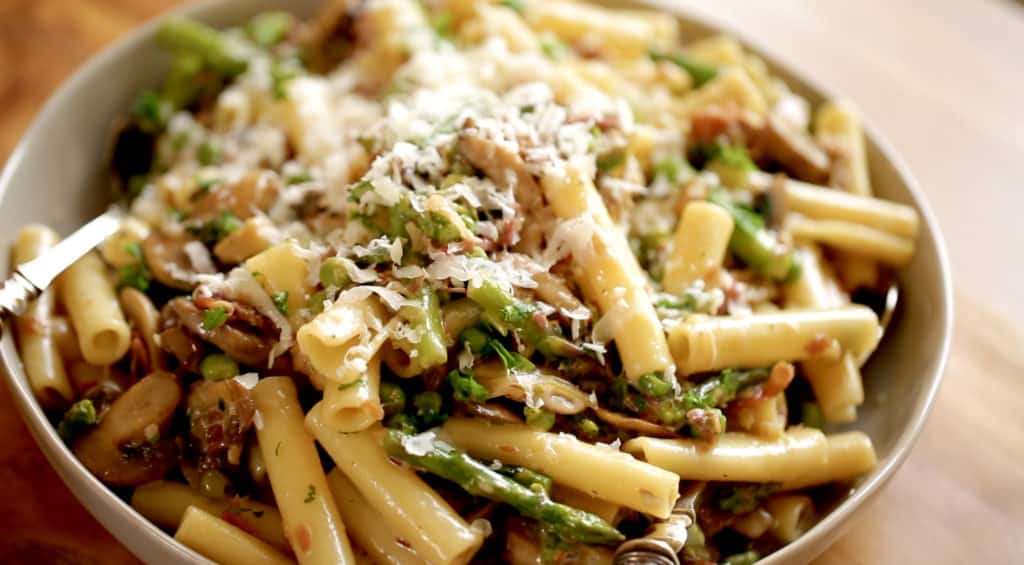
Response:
[[652, 367, 770, 430], [398, 286, 448, 369], [382, 429, 623, 545], [157, 18, 249, 76], [467, 280, 582, 359], [649, 50, 718, 87], [708, 188, 801, 282]]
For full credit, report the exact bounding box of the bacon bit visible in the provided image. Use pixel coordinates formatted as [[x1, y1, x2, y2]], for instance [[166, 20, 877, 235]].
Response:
[[686, 408, 723, 442], [498, 217, 520, 248], [292, 524, 313, 555], [531, 311, 549, 330], [762, 361, 795, 397], [805, 333, 836, 356]]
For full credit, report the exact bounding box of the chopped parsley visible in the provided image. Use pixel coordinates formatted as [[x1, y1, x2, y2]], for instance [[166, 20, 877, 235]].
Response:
[[274, 441, 282, 457], [649, 50, 718, 87], [498, 0, 526, 13], [118, 242, 151, 292], [271, 57, 301, 100], [202, 307, 229, 331], [717, 484, 776, 514], [430, 10, 453, 38], [245, 11, 293, 47], [285, 171, 313, 185], [271, 291, 289, 315], [653, 157, 692, 183], [132, 90, 172, 134], [540, 36, 568, 61], [189, 211, 241, 245], [56, 399, 98, 443], [635, 373, 674, 398], [304, 484, 316, 503], [489, 339, 535, 371], [347, 180, 373, 203], [196, 139, 223, 166], [596, 149, 626, 173]]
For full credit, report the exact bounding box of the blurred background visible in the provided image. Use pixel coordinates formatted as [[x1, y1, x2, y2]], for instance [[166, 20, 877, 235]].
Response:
[[0, 0, 1021, 563]]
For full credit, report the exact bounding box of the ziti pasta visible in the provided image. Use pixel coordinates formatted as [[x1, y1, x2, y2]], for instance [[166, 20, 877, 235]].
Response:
[[11, 1, 919, 563]]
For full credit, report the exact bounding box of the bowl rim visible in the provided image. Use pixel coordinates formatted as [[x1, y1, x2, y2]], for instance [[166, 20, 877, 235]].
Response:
[[0, 1, 954, 563]]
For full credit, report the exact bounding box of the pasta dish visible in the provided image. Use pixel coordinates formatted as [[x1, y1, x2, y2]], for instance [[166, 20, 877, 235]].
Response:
[[10, 1, 920, 563]]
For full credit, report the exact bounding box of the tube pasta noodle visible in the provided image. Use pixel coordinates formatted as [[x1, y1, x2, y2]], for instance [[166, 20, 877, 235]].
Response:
[[442, 418, 680, 519], [325, 469, 427, 565], [297, 297, 387, 385], [22, 3, 917, 561], [785, 245, 864, 423], [662, 201, 735, 294], [253, 377, 356, 565], [540, 163, 674, 382], [307, 412, 483, 565], [131, 480, 288, 551], [764, 494, 815, 544], [320, 354, 384, 433], [56, 251, 131, 366], [787, 216, 914, 267], [668, 306, 881, 375], [12, 225, 73, 408], [175, 506, 293, 565], [780, 431, 877, 490]]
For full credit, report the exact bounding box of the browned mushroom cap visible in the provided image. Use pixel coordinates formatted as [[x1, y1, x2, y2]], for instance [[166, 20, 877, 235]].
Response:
[[300, 0, 359, 74], [163, 297, 274, 367], [592, 406, 679, 437], [190, 171, 281, 223], [186, 379, 255, 471], [142, 230, 198, 291], [73, 372, 181, 487], [473, 361, 592, 415], [531, 271, 585, 314], [119, 287, 166, 374], [458, 120, 551, 252], [755, 114, 831, 184], [463, 401, 524, 425]]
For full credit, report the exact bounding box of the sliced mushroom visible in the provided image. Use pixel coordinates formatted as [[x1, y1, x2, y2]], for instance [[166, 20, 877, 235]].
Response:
[[755, 114, 831, 184], [163, 297, 275, 367], [301, 0, 359, 74], [157, 324, 204, 371], [473, 361, 592, 415], [119, 287, 165, 374], [190, 171, 281, 222], [73, 372, 181, 487], [463, 401, 524, 424], [532, 271, 585, 314], [458, 120, 550, 252], [186, 379, 256, 471], [142, 230, 199, 290], [592, 406, 678, 437]]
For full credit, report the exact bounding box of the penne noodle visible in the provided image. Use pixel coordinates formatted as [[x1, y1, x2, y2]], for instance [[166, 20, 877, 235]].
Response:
[[56, 251, 131, 366], [550, 484, 624, 526], [253, 377, 356, 565], [306, 413, 484, 565], [524, 1, 677, 59], [175, 506, 293, 565], [319, 354, 384, 433], [540, 163, 674, 382], [775, 177, 919, 239], [764, 494, 815, 544], [12, 225, 73, 408], [732, 394, 788, 440], [814, 100, 871, 197], [442, 418, 680, 519], [245, 242, 314, 324], [623, 428, 829, 483], [131, 480, 289, 551], [780, 431, 877, 490], [297, 297, 388, 386], [325, 469, 427, 565], [787, 216, 915, 267], [662, 201, 734, 294], [668, 306, 881, 375], [676, 68, 767, 116]]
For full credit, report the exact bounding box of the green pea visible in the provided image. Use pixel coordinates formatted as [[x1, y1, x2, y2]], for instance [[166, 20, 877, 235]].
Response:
[[577, 417, 600, 439], [385, 413, 418, 435], [319, 257, 350, 288], [200, 353, 238, 381], [379, 382, 407, 417], [199, 469, 231, 499], [413, 391, 446, 427], [524, 406, 556, 431], [306, 290, 328, 315], [636, 373, 674, 398], [459, 326, 490, 354]]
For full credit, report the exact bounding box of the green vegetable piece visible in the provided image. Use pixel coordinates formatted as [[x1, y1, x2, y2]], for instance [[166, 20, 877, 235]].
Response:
[[202, 307, 229, 331], [577, 417, 600, 439], [448, 370, 489, 403], [304, 484, 316, 503], [56, 399, 98, 443], [379, 382, 407, 417], [489, 339, 535, 372], [399, 287, 448, 370], [318, 257, 351, 289], [801, 401, 824, 430], [718, 484, 775, 514], [653, 157, 692, 184], [460, 326, 490, 354], [199, 469, 232, 499], [306, 290, 328, 315], [540, 37, 568, 61], [466, 280, 581, 360], [162, 53, 203, 109], [495, 465, 552, 494], [413, 391, 447, 427], [708, 187, 801, 282], [596, 149, 626, 173], [132, 90, 173, 134], [245, 11, 293, 47], [197, 139, 222, 166], [524, 406, 556, 431], [649, 50, 718, 87], [498, 0, 526, 14], [271, 291, 289, 315], [635, 373, 675, 398], [431, 11, 454, 38], [721, 550, 760, 565], [118, 242, 151, 292], [271, 57, 302, 100], [156, 18, 248, 76], [200, 353, 239, 381], [385, 413, 419, 435], [382, 429, 623, 544], [189, 211, 241, 245]]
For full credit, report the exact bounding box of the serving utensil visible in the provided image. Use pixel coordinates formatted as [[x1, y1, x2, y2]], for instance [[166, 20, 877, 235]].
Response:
[[0, 206, 126, 324]]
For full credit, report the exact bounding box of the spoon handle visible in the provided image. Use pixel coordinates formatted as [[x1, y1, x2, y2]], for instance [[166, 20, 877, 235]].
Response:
[[0, 206, 126, 321]]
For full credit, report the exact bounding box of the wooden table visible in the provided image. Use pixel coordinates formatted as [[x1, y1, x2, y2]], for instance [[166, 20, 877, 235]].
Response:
[[0, 1, 1021, 563]]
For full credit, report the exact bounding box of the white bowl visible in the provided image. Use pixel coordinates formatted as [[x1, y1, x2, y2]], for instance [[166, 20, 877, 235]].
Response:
[[0, 1, 953, 563]]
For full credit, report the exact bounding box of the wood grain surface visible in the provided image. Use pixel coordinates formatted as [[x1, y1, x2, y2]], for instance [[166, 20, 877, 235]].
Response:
[[1, 1, 1022, 564]]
